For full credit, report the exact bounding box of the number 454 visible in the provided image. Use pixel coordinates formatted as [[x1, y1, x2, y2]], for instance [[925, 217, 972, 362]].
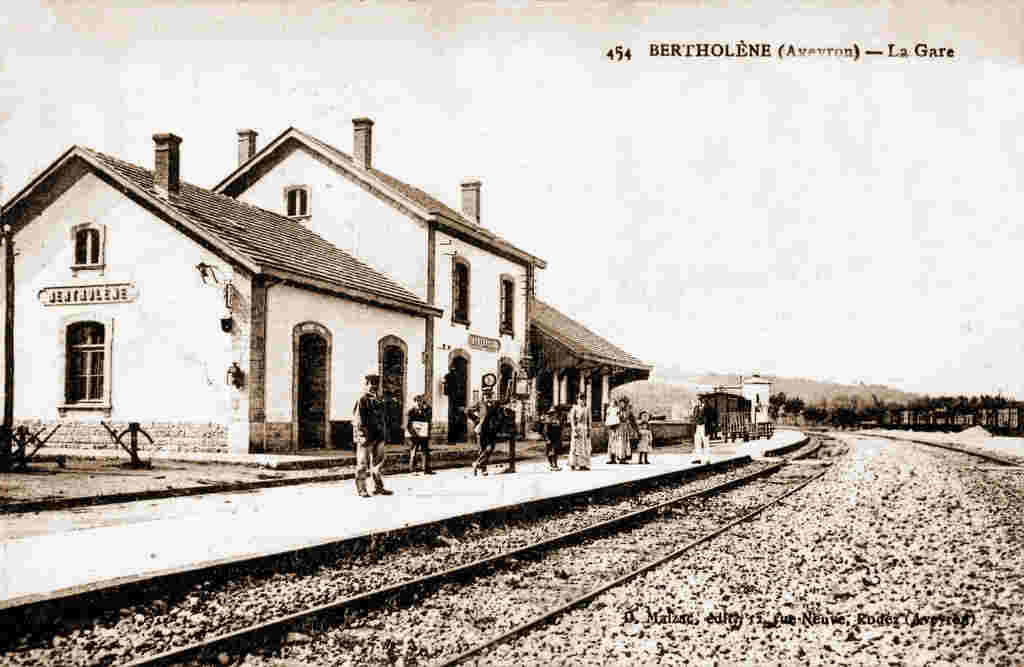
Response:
[[606, 46, 632, 61]]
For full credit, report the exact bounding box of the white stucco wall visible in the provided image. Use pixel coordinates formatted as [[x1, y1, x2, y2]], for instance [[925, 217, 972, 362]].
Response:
[[226, 140, 534, 437], [263, 283, 426, 433], [1, 171, 251, 451], [743, 381, 773, 422], [234, 146, 428, 301], [432, 229, 529, 424]]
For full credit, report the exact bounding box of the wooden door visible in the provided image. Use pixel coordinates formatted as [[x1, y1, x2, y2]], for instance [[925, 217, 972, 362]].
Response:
[[297, 333, 328, 448]]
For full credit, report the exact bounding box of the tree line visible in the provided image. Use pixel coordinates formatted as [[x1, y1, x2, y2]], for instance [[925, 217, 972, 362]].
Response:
[[767, 392, 1016, 430]]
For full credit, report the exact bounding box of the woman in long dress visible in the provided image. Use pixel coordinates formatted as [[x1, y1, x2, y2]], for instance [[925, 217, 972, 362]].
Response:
[[692, 399, 709, 464], [624, 403, 639, 463], [606, 399, 628, 463], [569, 393, 592, 471]]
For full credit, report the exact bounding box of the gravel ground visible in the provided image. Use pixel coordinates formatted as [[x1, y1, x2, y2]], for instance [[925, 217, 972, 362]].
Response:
[[479, 435, 1023, 666], [1, 458, 778, 667], [232, 451, 829, 666], [0, 458, 351, 506], [859, 428, 1024, 465]]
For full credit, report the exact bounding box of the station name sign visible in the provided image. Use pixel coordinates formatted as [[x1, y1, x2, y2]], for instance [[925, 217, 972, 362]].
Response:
[[39, 282, 138, 306], [468, 333, 500, 353]]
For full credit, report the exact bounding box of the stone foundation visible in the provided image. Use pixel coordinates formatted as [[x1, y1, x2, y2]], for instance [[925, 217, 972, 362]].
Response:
[[264, 422, 293, 452], [16, 419, 229, 453]]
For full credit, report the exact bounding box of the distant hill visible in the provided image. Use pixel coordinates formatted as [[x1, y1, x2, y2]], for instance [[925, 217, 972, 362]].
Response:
[[625, 369, 921, 411], [609, 381, 699, 419]]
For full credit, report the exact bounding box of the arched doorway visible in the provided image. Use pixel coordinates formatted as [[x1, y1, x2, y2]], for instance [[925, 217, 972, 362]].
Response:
[[297, 332, 329, 448], [447, 351, 470, 443], [379, 336, 407, 445]]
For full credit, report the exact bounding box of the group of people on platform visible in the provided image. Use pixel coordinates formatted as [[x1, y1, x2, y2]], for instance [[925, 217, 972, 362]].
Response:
[[537, 393, 655, 471], [352, 369, 672, 498]]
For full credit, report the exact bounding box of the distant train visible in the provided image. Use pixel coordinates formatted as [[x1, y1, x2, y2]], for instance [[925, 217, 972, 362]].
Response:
[[884, 406, 1022, 435], [697, 390, 775, 442]]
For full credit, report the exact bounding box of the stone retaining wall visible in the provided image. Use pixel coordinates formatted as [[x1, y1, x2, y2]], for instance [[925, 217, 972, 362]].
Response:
[[14, 420, 229, 453]]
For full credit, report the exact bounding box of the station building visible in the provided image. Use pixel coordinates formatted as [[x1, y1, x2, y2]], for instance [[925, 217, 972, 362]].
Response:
[[1, 118, 650, 453]]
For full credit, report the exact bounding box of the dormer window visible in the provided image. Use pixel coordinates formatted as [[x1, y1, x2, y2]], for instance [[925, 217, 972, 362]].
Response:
[[285, 186, 310, 218], [71, 223, 105, 274]]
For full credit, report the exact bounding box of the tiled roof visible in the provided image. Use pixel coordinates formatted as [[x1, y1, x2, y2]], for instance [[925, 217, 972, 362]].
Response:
[[298, 131, 471, 226], [234, 128, 544, 267], [79, 147, 434, 312], [531, 299, 651, 371]]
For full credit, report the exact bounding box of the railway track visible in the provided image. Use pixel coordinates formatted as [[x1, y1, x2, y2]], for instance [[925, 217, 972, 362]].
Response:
[[2, 443, 812, 666], [852, 431, 1023, 468], [113, 438, 833, 667]]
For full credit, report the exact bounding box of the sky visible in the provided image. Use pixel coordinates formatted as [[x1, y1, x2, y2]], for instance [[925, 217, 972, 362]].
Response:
[[2, 0, 1022, 398]]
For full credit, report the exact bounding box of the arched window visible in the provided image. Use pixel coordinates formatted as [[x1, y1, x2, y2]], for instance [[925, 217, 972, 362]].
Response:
[[66, 322, 105, 403], [71, 223, 105, 272], [452, 258, 470, 325]]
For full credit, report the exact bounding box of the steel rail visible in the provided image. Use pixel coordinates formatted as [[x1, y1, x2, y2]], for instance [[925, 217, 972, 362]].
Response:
[[437, 459, 832, 667], [853, 432, 1022, 468], [124, 440, 821, 667], [0, 447, 761, 633]]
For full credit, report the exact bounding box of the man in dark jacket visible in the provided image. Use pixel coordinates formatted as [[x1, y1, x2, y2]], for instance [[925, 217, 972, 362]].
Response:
[[353, 373, 393, 497], [473, 393, 500, 476], [406, 394, 434, 475], [497, 402, 518, 474]]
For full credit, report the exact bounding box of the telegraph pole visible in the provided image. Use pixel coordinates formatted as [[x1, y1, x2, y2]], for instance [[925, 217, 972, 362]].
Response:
[[2, 211, 13, 462]]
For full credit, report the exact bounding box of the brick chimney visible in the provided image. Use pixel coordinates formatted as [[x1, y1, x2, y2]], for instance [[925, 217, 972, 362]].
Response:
[[152, 133, 182, 195], [460, 180, 481, 224], [237, 129, 258, 166], [352, 118, 373, 169]]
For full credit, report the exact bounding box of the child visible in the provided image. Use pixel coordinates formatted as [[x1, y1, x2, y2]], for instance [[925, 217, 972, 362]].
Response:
[[543, 407, 563, 471], [636, 411, 653, 464]]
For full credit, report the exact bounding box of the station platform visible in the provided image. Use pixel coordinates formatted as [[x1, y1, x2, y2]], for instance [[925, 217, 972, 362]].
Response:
[[0, 430, 806, 608]]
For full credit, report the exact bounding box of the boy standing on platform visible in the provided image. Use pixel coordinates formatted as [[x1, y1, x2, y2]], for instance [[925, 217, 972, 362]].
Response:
[[353, 373, 394, 497], [407, 394, 435, 475], [542, 407, 563, 471]]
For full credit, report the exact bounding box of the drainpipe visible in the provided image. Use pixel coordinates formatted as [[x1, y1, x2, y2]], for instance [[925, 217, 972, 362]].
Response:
[[3, 218, 14, 445]]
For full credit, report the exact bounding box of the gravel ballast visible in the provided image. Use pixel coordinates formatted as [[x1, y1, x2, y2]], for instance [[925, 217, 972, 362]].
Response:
[[251, 461, 825, 667], [478, 435, 1023, 666]]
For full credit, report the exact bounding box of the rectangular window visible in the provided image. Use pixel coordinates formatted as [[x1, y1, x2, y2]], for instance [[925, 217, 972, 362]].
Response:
[[500, 278, 514, 335], [453, 261, 470, 324], [285, 186, 310, 218], [73, 226, 103, 268]]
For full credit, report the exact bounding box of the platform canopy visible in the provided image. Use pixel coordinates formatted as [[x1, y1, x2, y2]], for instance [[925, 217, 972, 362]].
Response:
[[529, 299, 651, 416]]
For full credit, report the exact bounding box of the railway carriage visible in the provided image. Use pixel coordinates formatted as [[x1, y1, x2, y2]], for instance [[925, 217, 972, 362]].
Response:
[[696, 390, 773, 442]]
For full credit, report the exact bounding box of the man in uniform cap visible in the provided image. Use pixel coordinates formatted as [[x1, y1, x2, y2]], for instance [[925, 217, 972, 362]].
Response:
[[353, 372, 393, 497]]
